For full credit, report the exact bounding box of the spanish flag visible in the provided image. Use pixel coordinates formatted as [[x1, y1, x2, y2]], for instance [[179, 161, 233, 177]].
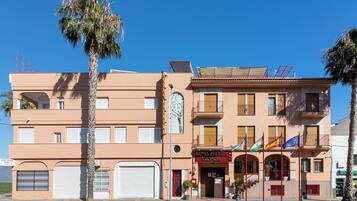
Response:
[[265, 136, 282, 150]]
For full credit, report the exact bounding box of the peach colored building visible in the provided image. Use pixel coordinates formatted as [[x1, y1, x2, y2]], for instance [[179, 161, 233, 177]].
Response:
[[9, 63, 333, 200]]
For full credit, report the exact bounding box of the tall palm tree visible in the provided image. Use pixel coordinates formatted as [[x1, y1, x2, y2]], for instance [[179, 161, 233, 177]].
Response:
[[1, 92, 13, 117], [325, 28, 357, 201], [57, 0, 123, 200]]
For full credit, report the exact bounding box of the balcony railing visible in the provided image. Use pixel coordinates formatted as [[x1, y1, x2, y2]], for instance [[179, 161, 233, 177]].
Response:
[[238, 104, 255, 115], [193, 101, 223, 118], [302, 134, 329, 148], [299, 100, 329, 118], [193, 134, 223, 148]]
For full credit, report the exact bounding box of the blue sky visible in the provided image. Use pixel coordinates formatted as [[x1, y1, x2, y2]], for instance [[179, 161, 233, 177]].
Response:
[[0, 0, 356, 158]]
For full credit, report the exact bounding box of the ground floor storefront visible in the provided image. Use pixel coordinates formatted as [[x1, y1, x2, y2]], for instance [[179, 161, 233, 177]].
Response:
[[192, 150, 332, 200], [11, 158, 192, 200]]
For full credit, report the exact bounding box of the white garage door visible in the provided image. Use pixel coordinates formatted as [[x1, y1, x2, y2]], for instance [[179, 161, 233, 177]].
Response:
[[119, 166, 155, 198], [53, 166, 87, 199]]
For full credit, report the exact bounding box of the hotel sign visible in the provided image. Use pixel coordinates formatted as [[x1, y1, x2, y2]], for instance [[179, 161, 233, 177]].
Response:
[[194, 151, 232, 163]]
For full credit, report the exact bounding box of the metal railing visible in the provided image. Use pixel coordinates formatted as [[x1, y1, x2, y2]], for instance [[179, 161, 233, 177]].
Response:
[[238, 104, 255, 115], [194, 134, 223, 147], [194, 100, 223, 113]]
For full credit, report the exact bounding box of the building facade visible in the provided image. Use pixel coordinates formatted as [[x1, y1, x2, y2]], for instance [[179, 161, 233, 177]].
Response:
[[331, 117, 357, 198], [9, 63, 333, 200]]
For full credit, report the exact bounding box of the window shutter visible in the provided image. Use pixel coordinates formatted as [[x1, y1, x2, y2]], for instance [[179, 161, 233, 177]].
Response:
[[238, 94, 245, 115], [139, 128, 160, 143], [237, 126, 245, 144], [67, 128, 88, 143], [115, 128, 126, 143], [144, 98, 157, 109], [247, 94, 255, 115], [19, 128, 34, 143], [277, 94, 286, 115], [95, 128, 110, 143], [247, 126, 255, 148], [268, 126, 276, 143]]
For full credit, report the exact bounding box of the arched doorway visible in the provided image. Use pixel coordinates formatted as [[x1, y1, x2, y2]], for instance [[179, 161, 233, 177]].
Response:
[[234, 154, 259, 181], [265, 154, 290, 180]]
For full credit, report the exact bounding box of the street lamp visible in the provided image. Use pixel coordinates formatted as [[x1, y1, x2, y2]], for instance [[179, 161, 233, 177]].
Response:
[[168, 83, 173, 201]]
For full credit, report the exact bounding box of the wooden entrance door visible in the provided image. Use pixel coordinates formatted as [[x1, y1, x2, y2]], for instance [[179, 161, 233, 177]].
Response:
[[200, 168, 225, 198], [204, 94, 218, 112], [204, 126, 217, 146], [172, 170, 182, 197]]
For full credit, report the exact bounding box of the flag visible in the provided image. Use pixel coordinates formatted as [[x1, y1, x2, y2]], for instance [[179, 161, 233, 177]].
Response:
[[265, 136, 282, 150], [282, 135, 299, 149], [250, 137, 263, 152], [232, 138, 246, 151]]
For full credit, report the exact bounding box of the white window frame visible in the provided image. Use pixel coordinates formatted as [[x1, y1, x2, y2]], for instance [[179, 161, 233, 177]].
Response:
[[115, 127, 127, 143], [54, 132, 61, 144], [19, 128, 34, 144], [144, 98, 158, 109], [96, 98, 109, 109], [94, 169, 110, 192], [95, 128, 111, 143], [57, 97, 64, 109], [138, 127, 161, 143]]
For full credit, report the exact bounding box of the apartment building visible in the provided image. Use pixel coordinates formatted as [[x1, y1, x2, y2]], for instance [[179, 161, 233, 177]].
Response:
[[190, 67, 333, 200], [8, 62, 333, 200], [9, 62, 193, 200]]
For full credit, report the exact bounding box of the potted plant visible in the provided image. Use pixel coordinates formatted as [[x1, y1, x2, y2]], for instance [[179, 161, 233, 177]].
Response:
[[234, 177, 244, 201], [265, 164, 273, 181], [183, 180, 193, 200]]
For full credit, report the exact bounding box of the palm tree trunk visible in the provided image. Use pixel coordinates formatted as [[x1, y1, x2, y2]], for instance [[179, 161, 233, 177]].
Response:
[[343, 73, 357, 201], [87, 48, 99, 201]]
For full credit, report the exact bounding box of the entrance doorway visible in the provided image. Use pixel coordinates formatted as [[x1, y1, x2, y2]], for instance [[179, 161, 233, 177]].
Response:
[[172, 170, 182, 197], [200, 168, 225, 198]]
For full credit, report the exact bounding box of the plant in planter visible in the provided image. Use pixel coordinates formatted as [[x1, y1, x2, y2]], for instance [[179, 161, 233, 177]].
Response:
[[234, 177, 244, 201], [183, 180, 193, 200]]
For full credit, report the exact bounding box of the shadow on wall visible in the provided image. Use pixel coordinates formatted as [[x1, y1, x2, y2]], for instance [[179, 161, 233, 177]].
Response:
[[52, 73, 107, 199]]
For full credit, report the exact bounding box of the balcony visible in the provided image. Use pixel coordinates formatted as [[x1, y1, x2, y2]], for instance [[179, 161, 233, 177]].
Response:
[[11, 109, 158, 125], [193, 101, 223, 118], [299, 109, 328, 119], [238, 104, 255, 116], [299, 98, 329, 119], [193, 135, 223, 150], [301, 134, 330, 150]]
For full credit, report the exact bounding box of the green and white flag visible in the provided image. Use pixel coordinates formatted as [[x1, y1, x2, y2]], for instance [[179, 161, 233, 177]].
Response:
[[250, 137, 263, 152], [232, 138, 246, 151]]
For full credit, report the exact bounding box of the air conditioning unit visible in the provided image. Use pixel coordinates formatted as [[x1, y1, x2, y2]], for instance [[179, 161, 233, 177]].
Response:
[[95, 160, 101, 167]]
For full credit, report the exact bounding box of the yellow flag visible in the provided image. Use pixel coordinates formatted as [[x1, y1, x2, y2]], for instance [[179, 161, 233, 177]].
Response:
[[265, 136, 282, 150]]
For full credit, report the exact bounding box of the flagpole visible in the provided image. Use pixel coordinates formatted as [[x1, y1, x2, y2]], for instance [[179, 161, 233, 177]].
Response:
[[280, 135, 283, 201], [262, 132, 265, 201], [298, 133, 301, 201], [245, 134, 248, 201]]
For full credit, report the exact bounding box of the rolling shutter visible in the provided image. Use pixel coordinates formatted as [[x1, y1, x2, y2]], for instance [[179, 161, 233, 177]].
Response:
[[19, 128, 34, 143]]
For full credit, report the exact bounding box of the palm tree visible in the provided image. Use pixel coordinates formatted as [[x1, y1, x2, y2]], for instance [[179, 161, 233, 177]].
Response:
[[1, 92, 13, 117], [57, 0, 123, 200], [325, 28, 357, 201]]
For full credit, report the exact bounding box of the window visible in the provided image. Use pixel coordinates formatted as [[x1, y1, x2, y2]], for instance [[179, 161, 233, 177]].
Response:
[[19, 128, 34, 143], [41, 103, 50, 109], [115, 127, 126, 143], [144, 98, 157, 109], [95, 128, 110, 143], [301, 159, 311, 172], [238, 94, 255, 115], [138, 127, 161, 143], [96, 98, 109, 109], [305, 126, 319, 146], [268, 126, 285, 143], [169, 93, 184, 133], [57, 97, 64, 109], [336, 178, 344, 197], [305, 93, 319, 112], [306, 184, 320, 195], [94, 170, 109, 192], [54, 132, 61, 143], [268, 94, 286, 115], [271, 185, 284, 196], [237, 126, 255, 148], [203, 94, 218, 112], [66, 128, 88, 143], [314, 159, 323, 172], [17, 171, 48, 191]]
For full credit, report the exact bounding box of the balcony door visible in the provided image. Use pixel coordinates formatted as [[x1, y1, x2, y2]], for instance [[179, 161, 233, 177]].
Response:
[[204, 126, 217, 146], [305, 126, 319, 146], [204, 94, 217, 112]]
